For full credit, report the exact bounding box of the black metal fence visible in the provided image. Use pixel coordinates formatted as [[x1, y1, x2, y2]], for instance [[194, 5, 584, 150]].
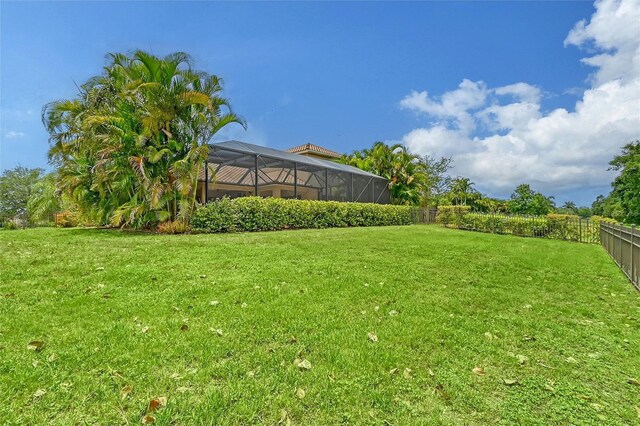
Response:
[[601, 222, 639, 291], [431, 211, 603, 243]]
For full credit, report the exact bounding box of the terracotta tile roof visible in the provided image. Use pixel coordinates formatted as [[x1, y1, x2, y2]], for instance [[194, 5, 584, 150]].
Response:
[[286, 143, 341, 158]]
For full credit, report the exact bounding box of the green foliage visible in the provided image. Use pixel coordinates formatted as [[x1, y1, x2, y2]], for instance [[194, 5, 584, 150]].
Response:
[[436, 208, 615, 243], [445, 177, 481, 207], [435, 205, 471, 227], [608, 141, 640, 224], [26, 173, 61, 225], [190, 197, 413, 233], [0, 166, 43, 224], [339, 142, 452, 206], [508, 184, 555, 215], [43, 50, 244, 228]]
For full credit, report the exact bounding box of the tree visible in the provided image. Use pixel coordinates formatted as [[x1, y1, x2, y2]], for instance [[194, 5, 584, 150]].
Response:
[[608, 141, 640, 224], [43, 51, 244, 228], [508, 184, 555, 215], [26, 173, 62, 224], [0, 166, 43, 224], [447, 177, 481, 206], [340, 142, 439, 205], [420, 155, 453, 206]]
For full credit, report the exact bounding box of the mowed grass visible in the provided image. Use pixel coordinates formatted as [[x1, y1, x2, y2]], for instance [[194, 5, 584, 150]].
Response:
[[0, 226, 638, 425]]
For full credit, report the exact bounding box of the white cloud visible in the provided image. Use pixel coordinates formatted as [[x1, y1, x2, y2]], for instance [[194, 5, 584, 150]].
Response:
[[399, 0, 640, 200], [4, 131, 25, 139]]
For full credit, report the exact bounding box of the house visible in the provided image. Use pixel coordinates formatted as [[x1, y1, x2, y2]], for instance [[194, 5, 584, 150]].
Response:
[[198, 140, 390, 204]]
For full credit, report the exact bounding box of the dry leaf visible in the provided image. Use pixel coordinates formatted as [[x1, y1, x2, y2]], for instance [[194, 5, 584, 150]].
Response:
[[503, 378, 518, 386], [209, 300, 219, 306], [241, 303, 247, 308], [517, 354, 528, 365], [628, 378, 640, 386], [297, 359, 312, 370], [472, 367, 486, 376], [199, 274, 207, 279], [27, 340, 45, 352], [141, 326, 149, 334], [147, 396, 167, 413], [96, 267, 105, 271], [296, 387, 306, 399], [33, 388, 46, 399], [389, 310, 398, 316], [180, 324, 189, 331], [389, 367, 398, 375], [428, 368, 435, 377], [545, 383, 555, 392], [120, 385, 133, 400], [141, 415, 155, 424], [367, 332, 378, 342], [565, 356, 577, 363], [215, 329, 223, 336], [403, 368, 412, 379]]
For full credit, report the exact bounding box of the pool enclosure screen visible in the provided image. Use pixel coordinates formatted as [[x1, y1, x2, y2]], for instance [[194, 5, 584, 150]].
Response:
[[198, 141, 390, 204]]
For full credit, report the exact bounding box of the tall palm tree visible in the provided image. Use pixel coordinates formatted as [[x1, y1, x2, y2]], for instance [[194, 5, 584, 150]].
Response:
[[43, 51, 245, 228]]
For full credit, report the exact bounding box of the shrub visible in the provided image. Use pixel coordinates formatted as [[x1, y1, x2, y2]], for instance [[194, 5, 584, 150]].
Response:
[[190, 197, 413, 233], [157, 220, 191, 234], [55, 212, 79, 228], [436, 205, 471, 227]]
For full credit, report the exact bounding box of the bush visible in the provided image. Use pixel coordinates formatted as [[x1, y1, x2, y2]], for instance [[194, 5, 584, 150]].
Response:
[[55, 212, 79, 228], [436, 205, 471, 227], [435, 209, 617, 243], [190, 197, 413, 233]]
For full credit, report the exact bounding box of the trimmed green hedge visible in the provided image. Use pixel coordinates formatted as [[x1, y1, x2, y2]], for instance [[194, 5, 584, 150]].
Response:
[[190, 197, 413, 233], [435, 206, 618, 243]]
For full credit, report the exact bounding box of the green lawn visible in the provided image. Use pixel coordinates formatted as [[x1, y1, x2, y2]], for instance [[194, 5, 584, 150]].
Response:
[[1, 226, 638, 425]]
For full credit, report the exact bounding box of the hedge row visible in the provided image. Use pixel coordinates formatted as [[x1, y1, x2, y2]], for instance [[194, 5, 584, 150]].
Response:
[[190, 197, 413, 233], [436, 206, 617, 243]]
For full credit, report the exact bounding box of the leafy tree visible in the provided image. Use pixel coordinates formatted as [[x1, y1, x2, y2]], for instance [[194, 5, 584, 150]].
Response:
[[26, 173, 62, 223], [43, 51, 244, 228], [0, 166, 43, 224], [420, 155, 453, 206], [474, 197, 510, 213], [608, 141, 640, 224], [446, 177, 481, 207], [508, 184, 555, 215], [340, 142, 428, 205]]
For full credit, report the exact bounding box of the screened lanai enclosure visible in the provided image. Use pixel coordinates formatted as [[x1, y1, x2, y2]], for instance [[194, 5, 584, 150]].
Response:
[[197, 141, 390, 204]]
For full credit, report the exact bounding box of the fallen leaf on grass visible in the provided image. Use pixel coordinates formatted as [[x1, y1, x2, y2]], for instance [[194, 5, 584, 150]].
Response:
[[296, 388, 306, 399], [27, 341, 45, 352], [120, 385, 132, 400], [565, 357, 578, 364], [367, 332, 378, 342], [472, 367, 486, 376], [209, 300, 219, 306], [278, 409, 291, 426], [141, 415, 155, 424], [180, 324, 189, 331], [95, 267, 105, 271], [403, 368, 412, 379], [199, 274, 207, 279], [517, 355, 528, 365], [32, 389, 46, 399], [389, 310, 398, 316], [628, 378, 640, 386], [141, 326, 149, 334], [544, 383, 555, 392], [388, 367, 398, 375], [503, 378, 519, 386], [428, 368, 435, 377], [635, 406, 640, 418], [147, 396, 167, 413], [296, 359, 312, 370]]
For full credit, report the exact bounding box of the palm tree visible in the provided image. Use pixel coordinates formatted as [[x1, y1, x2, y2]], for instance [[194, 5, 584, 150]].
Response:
[[43, 51, 245, 228]]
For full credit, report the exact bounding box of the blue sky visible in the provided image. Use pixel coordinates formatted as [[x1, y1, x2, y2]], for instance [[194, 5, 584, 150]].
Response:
[[2, 0, 638, 205]]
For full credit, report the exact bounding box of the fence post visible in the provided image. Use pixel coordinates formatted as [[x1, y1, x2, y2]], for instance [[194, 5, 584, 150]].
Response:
[[632, 225, 635, 284]]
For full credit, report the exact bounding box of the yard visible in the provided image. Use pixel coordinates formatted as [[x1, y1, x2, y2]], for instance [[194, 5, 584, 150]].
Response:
[[0, 226, 638, 425]]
